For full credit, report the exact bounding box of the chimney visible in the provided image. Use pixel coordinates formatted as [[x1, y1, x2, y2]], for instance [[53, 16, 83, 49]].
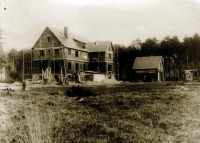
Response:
[[64, 27, 68, 39]]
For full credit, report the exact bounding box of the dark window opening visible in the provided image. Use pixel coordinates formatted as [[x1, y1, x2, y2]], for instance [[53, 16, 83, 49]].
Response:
[[76, 63, 79, 70], [92, 53, 97, 58], [54, 49, 59, 56], [68, 62, 71, 70], [83, 64, 86, 70], [75, 51, 79, 57], [39, 63, 42, 70], [47, 37, 51, 43], [39, 50, 44, 57]]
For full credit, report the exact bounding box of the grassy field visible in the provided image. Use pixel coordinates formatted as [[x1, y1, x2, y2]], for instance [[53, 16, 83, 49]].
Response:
[[1, 82, 200, 142]]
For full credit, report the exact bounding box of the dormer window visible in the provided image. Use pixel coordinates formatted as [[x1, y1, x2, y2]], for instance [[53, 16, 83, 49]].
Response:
[[82, 43, 86, 49], [47, 36, 51, 43]]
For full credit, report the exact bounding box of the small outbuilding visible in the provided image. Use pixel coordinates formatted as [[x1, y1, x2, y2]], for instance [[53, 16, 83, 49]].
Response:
[[132, 56, 164, 82], [184, 70, 199, 81]]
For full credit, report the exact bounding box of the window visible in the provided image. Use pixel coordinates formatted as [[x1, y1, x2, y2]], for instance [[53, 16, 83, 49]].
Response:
[[47, 49, 50, 54], [54, 49, 59, 56], [75, 51, 78, 57], [68, 62, 72, 70], [80, 64, 82, 70], [83, 64, 86, 70], [93, 53, 97, 58], [148, 70, 156, 73], [39, 50, 44, 56], [82, 52, 88, 59], [76, 63, 79, 70], [100, 53, 104, 57], [68, 49, 71, 55], [83, 44, 85, 49], [47, 37, 51, 43], [109, 53, 111, 59]]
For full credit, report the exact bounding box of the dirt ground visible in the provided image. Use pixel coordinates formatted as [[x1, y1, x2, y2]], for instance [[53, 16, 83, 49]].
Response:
[[1, 81, 200, 142]]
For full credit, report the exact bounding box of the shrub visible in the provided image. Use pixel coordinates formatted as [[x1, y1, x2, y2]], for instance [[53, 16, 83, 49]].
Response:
[[65, 86, 96, 97], [159, 121, 169, 130]]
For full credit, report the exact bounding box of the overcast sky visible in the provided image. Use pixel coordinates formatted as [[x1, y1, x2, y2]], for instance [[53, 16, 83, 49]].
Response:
[[1, 0, 200, 51]]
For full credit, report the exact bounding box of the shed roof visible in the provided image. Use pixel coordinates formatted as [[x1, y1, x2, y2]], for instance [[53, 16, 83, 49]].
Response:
[[132, 56, 163, 69], [184, 70, 197, 73]]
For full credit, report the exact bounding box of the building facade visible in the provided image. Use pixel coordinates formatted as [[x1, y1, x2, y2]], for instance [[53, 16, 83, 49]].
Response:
[[32, 27, 115, 82], [132, 56, 164, 82]]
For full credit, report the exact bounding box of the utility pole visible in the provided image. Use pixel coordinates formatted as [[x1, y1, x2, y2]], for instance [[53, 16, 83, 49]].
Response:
[[117, 44, 119, 80], [23, 49, 24, 82], [30, 49, 32, 80], [187, 48, 188, 70]]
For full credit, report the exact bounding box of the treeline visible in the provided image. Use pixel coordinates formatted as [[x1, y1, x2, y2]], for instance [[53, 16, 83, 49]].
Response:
[[0, 48, 32, 81], [114, 34, 200, 81], [0, 33, 200, 82]]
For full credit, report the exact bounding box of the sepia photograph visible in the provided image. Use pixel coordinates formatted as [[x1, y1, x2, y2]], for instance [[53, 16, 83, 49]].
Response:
[[0, 0, 200, 142]]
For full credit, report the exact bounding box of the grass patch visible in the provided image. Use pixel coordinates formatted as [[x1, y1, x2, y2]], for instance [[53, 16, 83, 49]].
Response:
[[1, 83, 194, 142]]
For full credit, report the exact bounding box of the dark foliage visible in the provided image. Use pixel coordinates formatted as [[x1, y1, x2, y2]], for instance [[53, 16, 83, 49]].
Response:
[[65, 86, 96, 97]]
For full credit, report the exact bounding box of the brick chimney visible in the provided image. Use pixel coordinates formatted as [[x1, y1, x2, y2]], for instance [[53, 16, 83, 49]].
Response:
[[64, 27, 68, 39]]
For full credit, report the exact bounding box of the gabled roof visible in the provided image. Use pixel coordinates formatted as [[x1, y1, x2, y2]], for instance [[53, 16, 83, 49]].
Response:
[[132, 56, 163, 69], [86, 41, 112, 52], [47, 27, 89, 50], [34, 26, 113, 52]]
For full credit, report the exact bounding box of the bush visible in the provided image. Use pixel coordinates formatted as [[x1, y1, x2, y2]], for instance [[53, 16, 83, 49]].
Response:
[[9, 71, 22, 81], [66, 86, 96, 97]]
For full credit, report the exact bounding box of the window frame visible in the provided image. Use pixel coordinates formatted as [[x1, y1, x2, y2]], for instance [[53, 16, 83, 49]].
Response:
[[54, 49, 59, 56], [68, 62, 72, 70], [75, 51, 79, 57], [68, 49, 71, 56], [39, 50, 44, 57], [47, 49, 50, 54], [47, 36, 51, 43]]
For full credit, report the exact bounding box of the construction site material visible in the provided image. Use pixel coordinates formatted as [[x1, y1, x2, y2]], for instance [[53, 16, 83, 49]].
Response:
[[42, 68, 51, 84]]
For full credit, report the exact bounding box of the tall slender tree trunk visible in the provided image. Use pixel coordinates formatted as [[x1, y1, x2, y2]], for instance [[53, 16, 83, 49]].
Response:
[[168, 56, 171, 79]]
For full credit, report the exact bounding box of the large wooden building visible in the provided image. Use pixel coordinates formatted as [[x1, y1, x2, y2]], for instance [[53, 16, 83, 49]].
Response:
[[132, 56, 164, 82], [32, 26, 115, 82]]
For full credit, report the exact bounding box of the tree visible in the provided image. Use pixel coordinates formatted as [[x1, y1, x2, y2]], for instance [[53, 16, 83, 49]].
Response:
[[7, 48, 32, 81], [160, 36, 181, 79], [7, 48, 19, 72], [130, 38, 142, 50], [141, 37, 160, 56]]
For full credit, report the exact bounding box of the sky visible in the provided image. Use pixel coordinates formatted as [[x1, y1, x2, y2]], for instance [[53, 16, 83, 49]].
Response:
[[0, 0, 200, 51]]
